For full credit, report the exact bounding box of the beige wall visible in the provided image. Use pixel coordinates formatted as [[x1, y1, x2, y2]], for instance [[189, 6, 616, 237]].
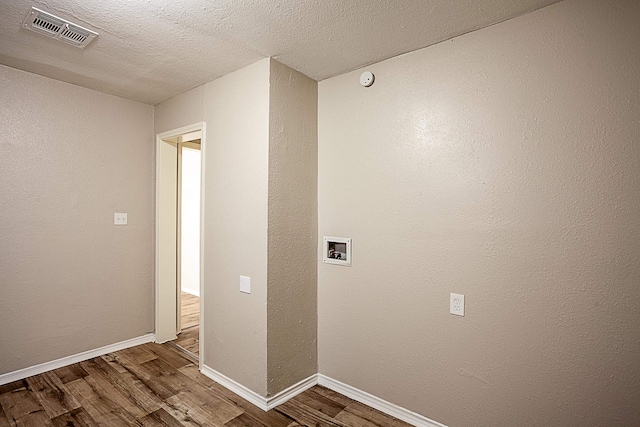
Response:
[[267, 59, 318, 395], [0, 65, 154, 374], [154, 60, 271, 395], [203, 58, 271, 396], [317, 0, 640, 426], [154, 58, 318, 398], [154, 85, 204, 135]]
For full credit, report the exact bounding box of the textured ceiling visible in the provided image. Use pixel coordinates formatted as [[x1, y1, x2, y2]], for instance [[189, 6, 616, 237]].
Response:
[[0, 0, 561, 105]]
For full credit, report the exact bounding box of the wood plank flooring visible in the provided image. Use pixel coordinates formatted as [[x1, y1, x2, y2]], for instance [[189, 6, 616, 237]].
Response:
[[175, 292, 200, 358], [0, 343, 413, 427], [173, 326, 199, 358], [180, 292, 199, 330]]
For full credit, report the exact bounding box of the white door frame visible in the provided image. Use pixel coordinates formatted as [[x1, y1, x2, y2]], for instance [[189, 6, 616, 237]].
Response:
[[155, 122, 206, 367]]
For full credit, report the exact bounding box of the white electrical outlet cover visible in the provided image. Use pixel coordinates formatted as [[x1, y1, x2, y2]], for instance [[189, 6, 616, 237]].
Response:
[[240, 276, 250, 294], [450, 293, 465, 316], [114, 212, 128, 225]]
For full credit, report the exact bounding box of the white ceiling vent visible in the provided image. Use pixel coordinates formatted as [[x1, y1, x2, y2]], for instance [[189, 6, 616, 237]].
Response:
[[22, 7, 98, 49]]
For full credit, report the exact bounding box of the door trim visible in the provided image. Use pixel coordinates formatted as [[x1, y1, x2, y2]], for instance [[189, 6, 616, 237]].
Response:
[[155, 122, 206, 369]]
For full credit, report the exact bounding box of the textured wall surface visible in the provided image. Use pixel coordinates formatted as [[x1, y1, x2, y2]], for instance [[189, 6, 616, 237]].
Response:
[[202, 59, 271, 396], [153, 58, 318, 398], [0, 65, 154, 374], [154, 85, 205, 134], [267, 59, 318, 396], [153, 61, 271, 396], [317, 1, 640, 426]]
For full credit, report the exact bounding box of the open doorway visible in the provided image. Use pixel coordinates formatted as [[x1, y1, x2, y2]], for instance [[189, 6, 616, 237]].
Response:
[[155, 123, 206, 365], [174, 142, 201, 358]]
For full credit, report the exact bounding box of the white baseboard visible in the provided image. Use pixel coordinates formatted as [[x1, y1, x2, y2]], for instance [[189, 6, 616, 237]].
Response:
[[266, 373, 318, 410], [200, 364, 267, 409], [318, 374, 447, 427], [0, 333, 155, 386], [200, 364, 317, 411], [198, 367, 443, 426]]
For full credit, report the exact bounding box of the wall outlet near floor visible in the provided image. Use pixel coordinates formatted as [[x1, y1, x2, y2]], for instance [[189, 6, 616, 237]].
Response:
[[114, 212, 128, 225], [450, 293, 465, 316], [240, 276, 250, 294]]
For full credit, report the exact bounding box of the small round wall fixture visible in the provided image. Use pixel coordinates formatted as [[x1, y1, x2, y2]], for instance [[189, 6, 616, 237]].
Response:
[[360, 71, 375, 87]]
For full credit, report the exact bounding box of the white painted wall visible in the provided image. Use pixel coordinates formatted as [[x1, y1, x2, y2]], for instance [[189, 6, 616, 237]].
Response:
[[181, 147, 201, 297]]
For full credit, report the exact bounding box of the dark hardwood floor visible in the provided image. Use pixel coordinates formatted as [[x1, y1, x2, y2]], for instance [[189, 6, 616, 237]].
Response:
[[0, 342, 413, 426]]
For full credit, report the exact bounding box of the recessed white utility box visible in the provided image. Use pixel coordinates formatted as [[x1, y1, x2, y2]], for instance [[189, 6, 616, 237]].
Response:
[[323, 236, 352, 266]]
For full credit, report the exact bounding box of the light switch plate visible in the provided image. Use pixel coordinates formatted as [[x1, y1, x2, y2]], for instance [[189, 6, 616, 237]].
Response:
[[114, 212, 128, 225], [240, 276, 250, 294], [450, 293, 465, 316]]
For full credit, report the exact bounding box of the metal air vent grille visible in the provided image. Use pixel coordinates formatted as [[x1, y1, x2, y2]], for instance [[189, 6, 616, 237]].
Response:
[[32, 14, 63, 34], [61, 26, 90, 44], [22, 7, 98, 49]]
